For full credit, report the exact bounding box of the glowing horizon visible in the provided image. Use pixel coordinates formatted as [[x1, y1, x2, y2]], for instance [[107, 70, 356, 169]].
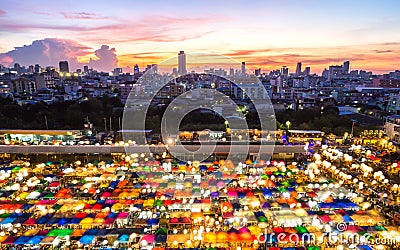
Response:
[[0, 0, 399, 74]]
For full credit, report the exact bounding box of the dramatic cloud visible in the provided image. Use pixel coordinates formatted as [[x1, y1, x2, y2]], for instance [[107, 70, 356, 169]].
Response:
[[0, 38, 118, 72], [89, 45, 118, 72], [0, 38, 90, 69], [0, 10, 6, 15]]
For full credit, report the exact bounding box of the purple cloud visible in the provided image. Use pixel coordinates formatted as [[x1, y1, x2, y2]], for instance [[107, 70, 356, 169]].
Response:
[[0, 38, 118, 72], [89, 45, 118, 72], [0, 9, 6, 15]]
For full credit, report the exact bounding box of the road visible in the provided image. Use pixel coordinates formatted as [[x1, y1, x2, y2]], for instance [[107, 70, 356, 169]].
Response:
[[0, 144, 309, 154]]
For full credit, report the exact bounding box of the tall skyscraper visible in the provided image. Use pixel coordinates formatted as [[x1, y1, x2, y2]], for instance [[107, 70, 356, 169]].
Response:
[[83, 65, 89, 74], [304, 67, 311, 76], [59, 61, 69, 73], [281, 66, 289, 77], [295, 62, 302, 76], [229, 68, 234, 76], [133, 64, 140, 74], [343, 61, 350, 73], [34, 64, 40, 73], [178, 51, 187, 75], [241, 62, 246, 75]]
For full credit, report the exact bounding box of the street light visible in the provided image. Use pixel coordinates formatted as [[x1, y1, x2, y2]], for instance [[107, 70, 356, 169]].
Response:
[[286, 121, 291, 130], [166, 138, 174, 145], [224, 120, 230, 135]]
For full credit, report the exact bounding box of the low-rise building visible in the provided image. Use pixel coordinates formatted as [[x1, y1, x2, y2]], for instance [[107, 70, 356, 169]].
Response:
[[384, 115, 400, 144]]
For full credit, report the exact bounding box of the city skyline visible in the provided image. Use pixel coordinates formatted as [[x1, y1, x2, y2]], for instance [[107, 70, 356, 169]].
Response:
[[0, 0, 399, 73]]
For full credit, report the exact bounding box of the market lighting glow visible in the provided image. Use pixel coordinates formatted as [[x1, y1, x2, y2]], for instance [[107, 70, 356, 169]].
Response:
[[0, 141, 396, 248]]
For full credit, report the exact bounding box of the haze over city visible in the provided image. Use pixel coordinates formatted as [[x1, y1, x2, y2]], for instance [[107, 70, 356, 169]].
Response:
[[0, 0, 400, 73]]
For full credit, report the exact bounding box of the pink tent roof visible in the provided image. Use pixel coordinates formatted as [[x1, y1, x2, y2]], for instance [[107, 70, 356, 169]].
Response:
[[140, 234, 155, 243], [117, 212, 129, 219]]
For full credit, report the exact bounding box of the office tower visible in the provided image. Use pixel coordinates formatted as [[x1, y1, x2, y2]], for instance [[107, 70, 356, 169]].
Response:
[[34, 64, 40, 73], [83, 65, 89, 74], [178, 51, 187, 75], [343, 61, 350, 73], [172, 68, 178, 75], [304, 67, 310, 76], [255, 68, 261, 76], [322, 68, 329, 79], [241, 62, 246, 75], [113, 68, 123, 75], [280, 66, 289, 77], [229, 68, 234, 76], [295, 62, 302, 76], [133, 64, 140, 74], [59, 61, 69, 73], [28, 65, 34, 73]]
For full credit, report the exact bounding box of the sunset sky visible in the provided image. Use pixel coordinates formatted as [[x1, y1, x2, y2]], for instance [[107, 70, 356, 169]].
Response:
[[0, 0, 399, 73]]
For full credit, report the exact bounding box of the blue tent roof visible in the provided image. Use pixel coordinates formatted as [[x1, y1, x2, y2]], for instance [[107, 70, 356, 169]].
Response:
[[27, 236, 44, 244], [148, 218, 160, 226], [1, 217, 16, 224], [14, 236, 31, 245], [70, 218, 82, 224], [96, 229, 109, 236], [58, 218, 71, 225], [118, 234, 129, 243], [84, 229, 99, 235], [358, 245, 373, 250], [342, 215, 354, 223], [80, 235, 95, 245]]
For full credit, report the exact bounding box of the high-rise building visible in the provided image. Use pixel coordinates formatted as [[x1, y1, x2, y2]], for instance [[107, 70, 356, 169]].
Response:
[[178, 51, 187, 75], [34, 64, 41, 73], [304, 67, 311, 76], [28, 65, 34, 73], [241, 62, 246, 75], [133, 64, 140, 74], [343, 61, 350, 73], [229, 68, 234, 76], [83, 65, 89, 74], [113, 68, 123, 75], [280, 66, 289, 77], [295, 62, 302, 76], [13, 63, 21, 74], [255, 68, 261, 76], [59, 61, 69, 73]]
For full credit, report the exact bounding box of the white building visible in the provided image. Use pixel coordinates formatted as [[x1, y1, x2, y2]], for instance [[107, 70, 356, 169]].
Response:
[[178, 51, 186, 75], [384, 115, 400, 144]]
